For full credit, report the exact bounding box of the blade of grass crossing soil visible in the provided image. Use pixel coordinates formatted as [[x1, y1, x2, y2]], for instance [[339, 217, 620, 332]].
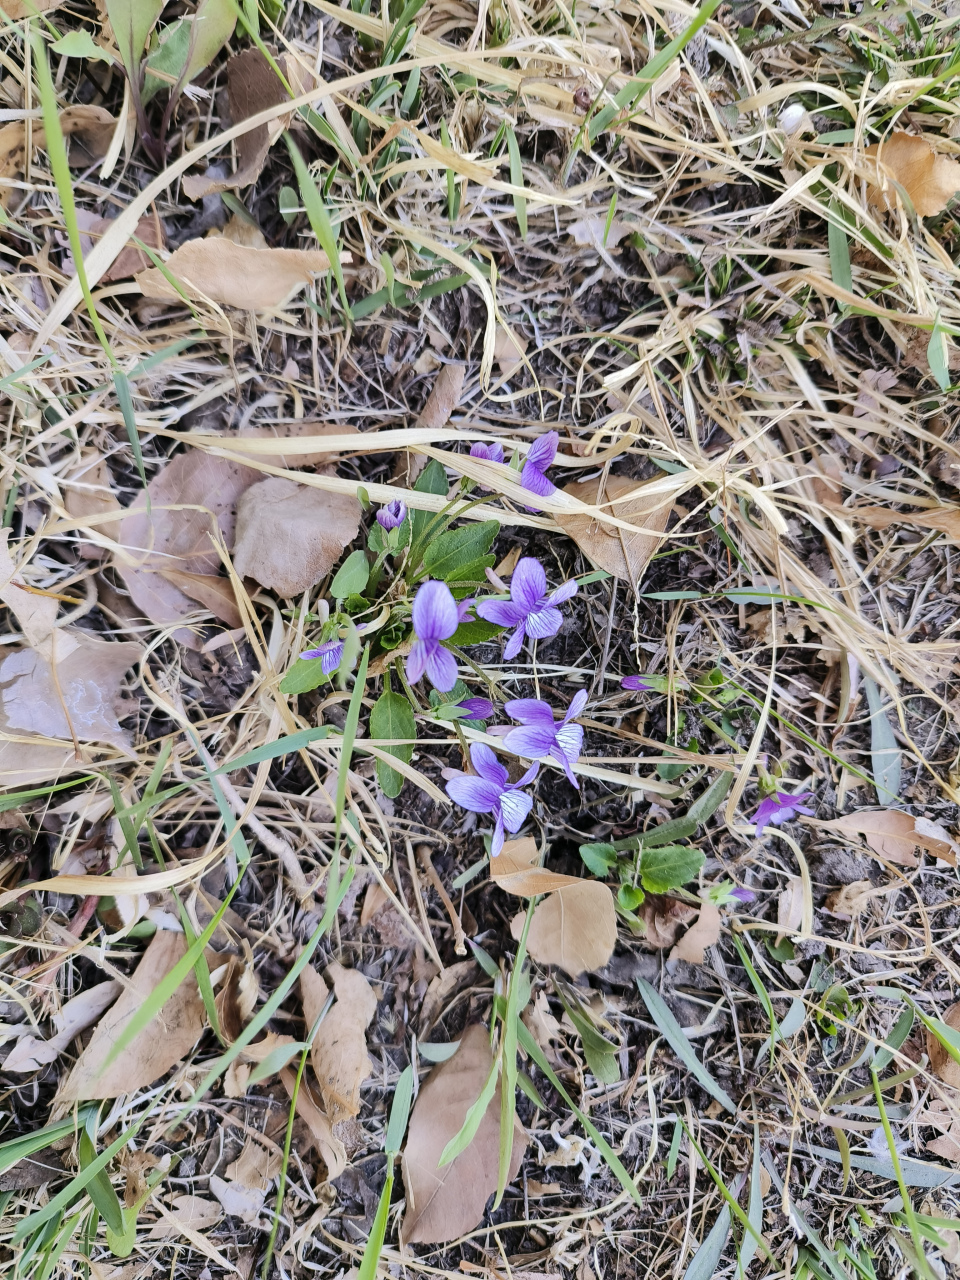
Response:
[[286, 134, 349, 313], [358, 1065, 413, 1280], [637, 979, 736, 1112]]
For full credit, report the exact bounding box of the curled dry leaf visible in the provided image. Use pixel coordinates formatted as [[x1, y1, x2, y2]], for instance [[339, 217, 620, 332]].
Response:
[[210, 1134, 282, 1224], [57, 930, 207, 1102], [637, 894, 698, 949], [492, 837, 582, 896], [215, 950, 259, 1043], [182, 48, 313, 199], [927, 1002, 960, 1090], [775, 876, 804, 945], [117, 450, 256, 647], [865, 132, 960, 218], [820, 809, 958, 867], [557, 475, 672, 588], [511, 879, 617, 978], [823, 880, 880, 920], [3, 979, 121, 1073], [416, 363, 466, 429], [401, 1023, 527, 1245], [147, 1195, 222, 1239], [669, 902, 721, 966], [279, 1067, 346, 1180], [231, 477, 362, 598], [67, 210, 165, 283], [418, 958, 478, 1037], [136, 238, 343, 310], [302, 960, 376, 1123]]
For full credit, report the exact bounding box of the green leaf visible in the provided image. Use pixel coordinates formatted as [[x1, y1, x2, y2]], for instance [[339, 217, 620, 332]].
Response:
[[864, 677, 900, 804], [638, 817, 698, 847], [51, 30, 112, 61], [438, 1058, 499, 1166], [928, 312, 951, 392], [580, 842, 617, 876], [446, 555, 496, 595], [105, 0, 165, 82], [385, 1065, 414, 1155], [618, 883, 645, 911], [78, 1127, 124, 1235], [280, 655, 329, 695], [827, 198, 853, 293], [873, 1006, 915, 1073], [106, 1205, 139, 1258], [684, 1204, 732, 1280], [279, 185, 300, 223], [285, 135, 349, 314], [423, 520, 499, 581], [142, 20, 192, 103], [451, 618, 503, 646], [685, 771, 734, 824], [583, 1043, 620, 1083], [636, 979, 736, 1113], [331, 548, 370, 598], [246, 1039, 311, 1086], [639, 845, 705, 894], [369, 690, 416, 798], [504, 125, 527, 239], [410, 458, 450, 545], [0, 1109, 98, 1177]]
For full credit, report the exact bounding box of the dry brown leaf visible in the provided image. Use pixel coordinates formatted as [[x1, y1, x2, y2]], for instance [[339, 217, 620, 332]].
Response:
[[865, 132, 960, 217], [512, 880, 617, 978], [68, 211, 164, 283], [0, 530, 59, 649], [401, 1023, 526, 1245], [0, 0, 63, 17], [637, 894, 698, 949], [557, 475, 672, 588], [493, 327, 527, 377], [927, 1003, 960, 1090], [57, 931, 207, 1102], [279, 1067, 346, 1180], [136, 238, 340, 309], [775, 876, 804, 945], [418, 959, 478, 1037], [0, 1146, 66, 1190], [302, 961, 376, 1122], [846, 504, 960, 549], [117, 450, 259, 647], [820, 810, 957, 867], [210, 1134, 282, 1224], [215, 951, 259, 1043], [231, 477, 361, 597], [523, 991, 564, 1061], [147, 1195, 222, 1239], [182, 49, 310, 199], [823, 880, 878, 920], [416, 363, 465, 428], [2, 979, 122, 1073], [492, 837, 581, 896], [158, 569, 243, 630], [64, 452, 124, 557], [928, 1126, 960, 1163], [669, 902, 722, 965]]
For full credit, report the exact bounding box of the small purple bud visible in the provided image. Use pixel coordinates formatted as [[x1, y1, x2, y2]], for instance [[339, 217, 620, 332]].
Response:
[[731, 886, 756, 904], [622, 675, 654, 691], [376, 499, 407, 530]]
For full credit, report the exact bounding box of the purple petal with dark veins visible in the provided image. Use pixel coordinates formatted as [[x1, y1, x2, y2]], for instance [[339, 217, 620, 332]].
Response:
[[470, 742, 510, 788], [502, 624, 526, 660], [547, 578, 578, 606], [526, 431, 558, 471], [500, 788, 533, 833], [476, 598, 524, 628], [511, 558, 548, 612], [445, 774, 503, 814], [425, 644, 458, 692], [504, 699, 556, 729], [503, 723, 558, 758], [523, 604, 563, 640], [412, 579, 459, 642]]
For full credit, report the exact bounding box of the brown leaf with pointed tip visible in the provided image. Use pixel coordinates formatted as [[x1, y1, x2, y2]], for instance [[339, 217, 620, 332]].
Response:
[[401, 1024, 526, 1245], [231, 477, 361, 597], [416, 363, 465, 428], [511, 880, 617, 978], [669, 903, 722, 965], [866, 133, 960, 217], [136, 239, 341, 309], [927, 1002, 960, 1090], [845, 503, 960, 547], [158, 569, 243, 629], [820, 809, 957, 867], [57, 931, 207, 1102], [557, 475, 672, 588], [302, 962, 376, 1123], [492, 838, 581, 896]]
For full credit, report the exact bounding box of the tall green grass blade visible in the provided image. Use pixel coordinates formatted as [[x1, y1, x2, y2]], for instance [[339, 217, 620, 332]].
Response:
[[505, 125, 527, 239], [684, 1203, 732, 1280], [496, 906, 533, 1205], [739, 1124, 763, 1277], [438, 1057, 499, 1166], [78, 1121, 124, 1234], [637, 979, 736, 1112], [863, 677, 901, 804], [827, 198, 853, 293], [285, 135, 349, 314]]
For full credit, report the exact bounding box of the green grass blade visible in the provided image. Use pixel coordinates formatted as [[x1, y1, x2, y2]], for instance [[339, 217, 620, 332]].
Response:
[[285, 134, 349, 314], [78, 1123, 124, 1234], [637, 979, 736, 1113], [827, 198, 853, 293], [739, 1123, 763, 1277], [505, 125, 527, 239], [438, 1057, 499, 1166]]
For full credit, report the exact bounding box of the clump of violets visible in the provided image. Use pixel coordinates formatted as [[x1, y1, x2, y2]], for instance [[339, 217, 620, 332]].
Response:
[[504, 689, 588, 787], [520, 431, 558, 505], [752, 789, 815, 836], [406, 579, 472, 692], [476, 556, 577, 660], [376, 499, 407, 530], [444, 743, 538, 857]]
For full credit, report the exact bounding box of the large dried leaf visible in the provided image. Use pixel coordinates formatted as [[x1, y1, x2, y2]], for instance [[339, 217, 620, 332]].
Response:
[[492, 838, 581, 896], [302, 961, 376, 1123], [136, 238, 338, 309], [117, 451, 258, 647], [57, 931, 207, 1102], [638, 895, 698, 949], [147, 1195, 222, 1239], [557, 475, 671, 587], [68, 211, 164, 283], [401, 1024, 526, 1245], [865, 132, 960, 217], [182, 49, 309, 199], [511, 880, 617, 978], [0, 530, 59, 650], [279, 1067, 347, 1180], [416, 363, 465, 428], [231, 477, 362, 597], [846, 504, 960, 543], [820, 810, 958, 868]]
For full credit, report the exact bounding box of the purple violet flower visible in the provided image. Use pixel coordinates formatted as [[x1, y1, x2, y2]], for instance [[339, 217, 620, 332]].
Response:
[[445, 742, 539, 857], [520, 431, 558, 505], [457, 697, 494, 720], [475, 557, 577, 660], [300, 638, 346, 674], [406, 580, 465, 692], [752, 789, 815, 837], [377, 499, 407, 530], [731, 886, 756, 904], [504, 689, 588, 788], [470, 441, 505, 465], [622, 675, 654, 691]]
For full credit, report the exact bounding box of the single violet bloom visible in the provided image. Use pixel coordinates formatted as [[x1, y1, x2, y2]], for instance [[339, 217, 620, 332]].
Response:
[[406, 579, 464, 692], [504, 689, 588, 788], [520, 430, 558, 505], [300, 638, 346, 675], [470, 441, 505, 465], [752, 789, 815, 837], [445, 742, 539, 857], [457, 697, 494, 720], [476, 556, 577, 660], [730, 885, 756, 904], [622, 674, 654, 691], [376, 499, 407, 530]]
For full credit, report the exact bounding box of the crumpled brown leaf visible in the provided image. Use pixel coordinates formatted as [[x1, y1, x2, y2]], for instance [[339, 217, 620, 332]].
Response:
[[182, 48, 313, 199], [215, 950, 259, 1044], [57, 931, 207, 1102], [557, 475, 672, 588], [147, 1194, 222, 1239], [669, 902, 721, 965], [210, 1134, 282, 1224], [401, 1023, 526, 1245], [492, 837, 581, 896], [302, 961, 376, 1123], [279, 1066, 346, 1180], [820, 810, 958, 868], [511, 879, 617, 978], [416, 363, 465, 429], [136, 238, 342, 310], [66, 210, 165, 283], [3, 979, 121, 1073], [866, 132, 960, 217], [231, 477, 362, 597], [637, 894, 698, 949]]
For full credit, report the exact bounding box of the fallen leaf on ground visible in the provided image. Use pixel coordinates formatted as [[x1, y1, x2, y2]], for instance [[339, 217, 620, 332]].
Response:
[[569, 217, 631, 250], [557, 475, 672, 588], [928, 1125, 960, 1163], [117, 450, 259, 647], [637, 895, 698, 949], [157, 569, 243, 630], [0, 1147, 66, 1190], [523, 991, 564, 1061], [209, 1134, 282, 1224], [302, 961, 376, 1122], [2, 979, 122, 1073], [279, 1067, 346, 1180], [865, 132, 960, 217], [136, 239, 342, 309], [0, 530, 60, 649], [66, 211, 165, 283], [401, 1023, 526, 1245], [669, 902, 721, 965], [418, 958, 478, 1037], [927, 1002, 960, 1090], [215, 950, 259, 1043], [492, 837, 582, 896], [231, 477, 362, 597], [416, 363, 465, 428], [493, 326, 527, 377], [775, 876, 804, 945], [512, 880, 617, 978], [182, 49, 311, 199], [57, 931, 207, 1102], [823, 880, 879, 920], [64, 452, 124, 556], [0, 0, 63, 17], [147, 1195, 222, 1238], [820, 810, 958, 867], [844, 504, 960, 553]]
